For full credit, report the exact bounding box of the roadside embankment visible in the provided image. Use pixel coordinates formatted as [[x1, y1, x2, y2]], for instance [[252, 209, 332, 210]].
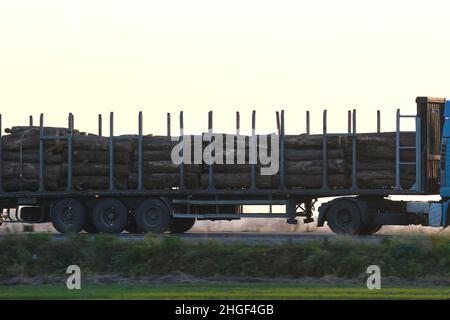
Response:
[[0, 234, 449, 283]]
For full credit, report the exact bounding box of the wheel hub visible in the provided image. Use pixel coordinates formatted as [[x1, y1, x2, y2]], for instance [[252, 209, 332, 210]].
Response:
[[102, 206, 118, 225], [145, 207, 160, 225], [336, 209, 352, 225], [62, 207, 75, 225]]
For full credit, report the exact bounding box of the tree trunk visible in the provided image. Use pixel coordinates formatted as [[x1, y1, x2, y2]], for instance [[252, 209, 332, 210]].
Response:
[[355, 132, 415, 146], [356, 169, 415, 181], [285, 159, 345, 174], [2, 178, 60, 191], [350, 145, 416, 160], [140, 160, 202, 173], [71, 150, 131, 164], [70, 176, 129, 191], [2, 162, 61, 179], [71, 136, 134, 152], [349, 161, 417, 171], [1, 150, 63, 164], [4, 126, 79, 136], [200, 173, 349, 189], [60, 163, 130, 177], [284, 134, 345, 149], [133, 149, 173, 161], [142, 135, 179, 150], [2, 134, 65, 151], [200, 173, 273, 188], [277, 174, 349, 188], [357, 179, 416, 189], [285, 148, 344, 161], [129, 173, 200, 188]]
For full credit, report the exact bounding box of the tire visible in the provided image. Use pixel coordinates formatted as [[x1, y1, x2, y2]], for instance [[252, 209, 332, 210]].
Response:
[[169, 218, 196, 234], [50, 199, 87, 234], [92, 199, 128, 234], [135, 199, 171, 233], [327, 200, 362, 235]]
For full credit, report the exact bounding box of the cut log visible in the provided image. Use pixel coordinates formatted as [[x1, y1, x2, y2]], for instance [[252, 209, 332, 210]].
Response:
[[129, 173, 200, 189], [285, 148, 344, 161], [355, 132, 415, 146], [350, 145, 416, 160], [71, 150, 131, 164], [284, 134, 345, 149], [275, 174, 349, 188], [60, 163, 130, 177], [2, 162, 61, 179], [205, 159, 346, 175], [349, 161, 417, 171], [1, 150, 63, 164], [71, 135, 134, 152], [358, 179, 416, 189], [1, 134, 65, 151], [200, 173, 272, 188], [142, 136, 179, 150], [285, 159, 346, 175], [2, 178, 60, 191], [71, 176, 129, 191], [133, 149, 173, 161], [141, 160, 202, 173], [200, 173, 349, 189], [356, 169, 415, 181], [202, 133, 271, 152], [4, 126, 79, 136], [212, 164, 252, 173]]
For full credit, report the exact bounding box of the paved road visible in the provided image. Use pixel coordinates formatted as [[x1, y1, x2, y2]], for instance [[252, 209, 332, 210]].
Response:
[[0, 232, 429, 244]]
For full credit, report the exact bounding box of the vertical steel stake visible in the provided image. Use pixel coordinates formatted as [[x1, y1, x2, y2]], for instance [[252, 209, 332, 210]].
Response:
[[322, 110, 328, 189], [98, 114, 102, 136], [179, 111, 185, 190], [38, 114, 45, 192], [138, 111, 143, 191], [109, 112, 115, 191]]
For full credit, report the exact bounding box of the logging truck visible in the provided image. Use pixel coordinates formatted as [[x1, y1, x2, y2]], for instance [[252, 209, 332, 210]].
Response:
[[0, 96, 449, 235]]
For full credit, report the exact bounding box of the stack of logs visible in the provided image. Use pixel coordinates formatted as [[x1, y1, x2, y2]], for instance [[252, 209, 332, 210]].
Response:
[[1, 127, 134, 191], [203, 132, 416, 189], [350, 132, 416, 188], [0, 126, 417, 191], [129, 136, 202, 189]]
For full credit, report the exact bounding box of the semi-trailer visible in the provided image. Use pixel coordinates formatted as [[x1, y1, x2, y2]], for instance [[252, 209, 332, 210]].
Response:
[[0, 96, 448, 235]]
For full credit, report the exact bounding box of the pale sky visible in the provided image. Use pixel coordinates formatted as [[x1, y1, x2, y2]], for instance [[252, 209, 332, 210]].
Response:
[[0, 0, 449, 136]]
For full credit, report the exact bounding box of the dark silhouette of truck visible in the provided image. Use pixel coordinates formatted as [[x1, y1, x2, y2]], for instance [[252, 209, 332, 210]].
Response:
[[0, 97, 447, 235]]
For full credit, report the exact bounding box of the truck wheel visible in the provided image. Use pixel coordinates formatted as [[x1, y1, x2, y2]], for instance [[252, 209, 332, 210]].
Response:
[[135, 199, 171, 233], [92, 199, 128, 234], [50, 199, 87, 234], [169, 218, 196, 234], [327, 200, 362, 235]]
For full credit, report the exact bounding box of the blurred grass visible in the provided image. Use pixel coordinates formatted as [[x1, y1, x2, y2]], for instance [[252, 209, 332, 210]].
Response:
[[0, 233, 449, 280], [0, 283, 449, 300]]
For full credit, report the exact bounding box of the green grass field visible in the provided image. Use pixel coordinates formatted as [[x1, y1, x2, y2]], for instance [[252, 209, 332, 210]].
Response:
[[0, 283, 449, 300]]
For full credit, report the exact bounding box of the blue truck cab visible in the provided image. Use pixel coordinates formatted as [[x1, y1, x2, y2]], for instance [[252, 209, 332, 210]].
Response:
[[439, 100, 450, 226]]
